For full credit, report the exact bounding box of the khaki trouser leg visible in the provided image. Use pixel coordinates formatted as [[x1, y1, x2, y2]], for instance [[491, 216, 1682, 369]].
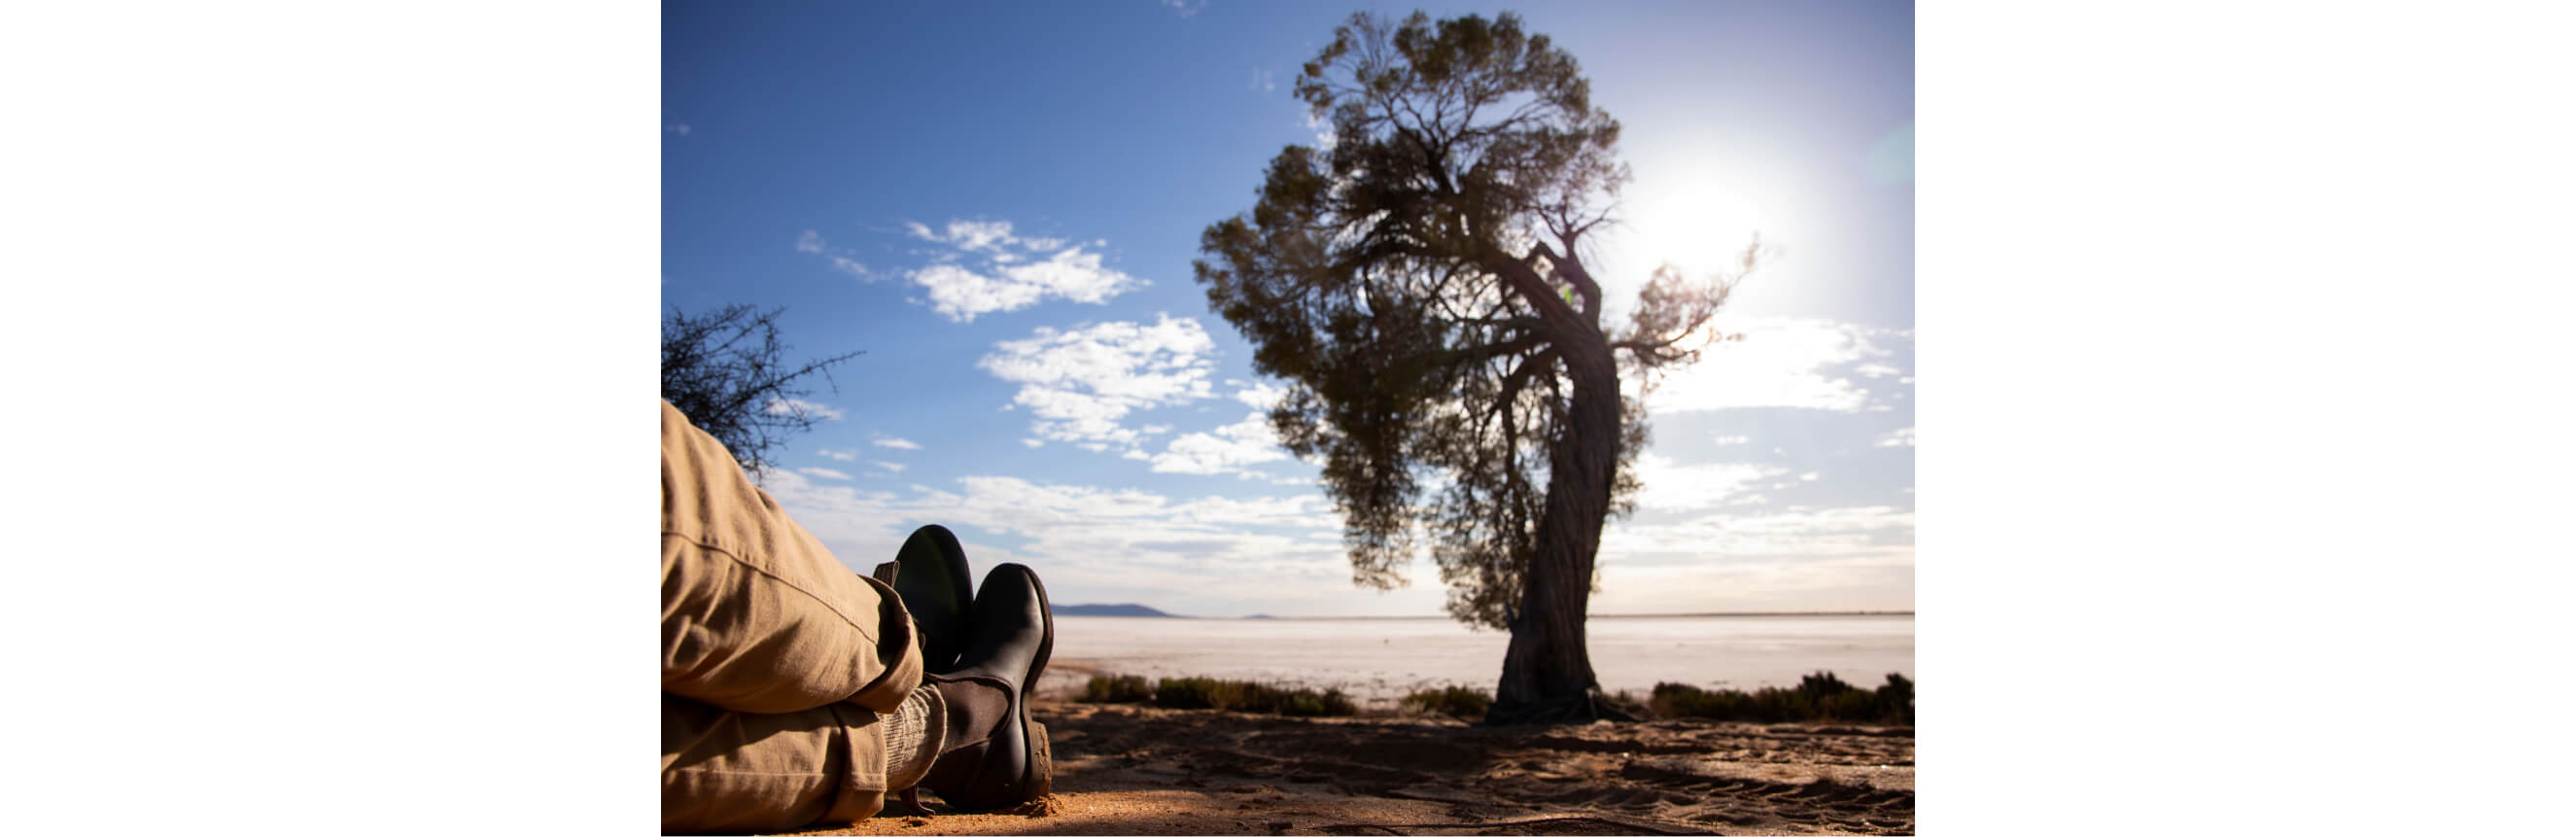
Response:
[[660, 401, 924, 831], [660, 695, 894, 833]]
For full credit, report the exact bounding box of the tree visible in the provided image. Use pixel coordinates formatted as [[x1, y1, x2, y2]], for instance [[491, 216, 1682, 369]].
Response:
[[661, 303, 862, 475], [1194, 11, 1757, 724]]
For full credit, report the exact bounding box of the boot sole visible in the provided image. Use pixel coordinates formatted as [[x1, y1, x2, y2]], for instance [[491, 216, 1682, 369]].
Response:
[[1024, 719, 1051, 800]]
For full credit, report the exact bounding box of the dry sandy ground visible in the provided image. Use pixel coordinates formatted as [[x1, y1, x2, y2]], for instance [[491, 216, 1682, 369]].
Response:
[[782, 700, 1913, 836]]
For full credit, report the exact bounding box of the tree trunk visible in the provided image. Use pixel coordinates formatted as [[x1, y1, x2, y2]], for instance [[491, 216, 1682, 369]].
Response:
[[1485, 336, 1633, 725]]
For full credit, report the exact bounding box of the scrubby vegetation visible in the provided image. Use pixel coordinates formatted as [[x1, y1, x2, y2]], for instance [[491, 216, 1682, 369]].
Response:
[[1080, 671, 1912, 725], [1399, 685, 1494, 719], [1079, 675, 1155, 704], [1077, 675, 1357, 716], [1651, 672, 1913, 725]]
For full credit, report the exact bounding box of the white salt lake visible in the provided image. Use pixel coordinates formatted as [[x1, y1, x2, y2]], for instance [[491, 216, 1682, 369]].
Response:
[[1033, 613, 1913, 706]]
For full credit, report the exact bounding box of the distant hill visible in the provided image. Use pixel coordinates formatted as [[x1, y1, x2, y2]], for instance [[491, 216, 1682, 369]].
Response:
[[1242, 613, 1279, 620], [1056, 603, 1178, 617]]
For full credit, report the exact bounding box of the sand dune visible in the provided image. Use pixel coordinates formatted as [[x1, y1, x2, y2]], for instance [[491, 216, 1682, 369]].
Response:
[[784, 700, 1913, 836]]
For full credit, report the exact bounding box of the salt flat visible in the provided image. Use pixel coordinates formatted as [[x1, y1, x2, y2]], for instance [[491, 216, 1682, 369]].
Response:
[[1034, 613, 1914, 705]]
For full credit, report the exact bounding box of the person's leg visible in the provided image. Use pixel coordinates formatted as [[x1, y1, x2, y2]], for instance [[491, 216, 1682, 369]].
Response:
[[660, 694, 909, 833], [660, 401, 922, 715], [659, 400, 1052, 824], [661, 400, 929, 830], [662, 563, 1061, 829]]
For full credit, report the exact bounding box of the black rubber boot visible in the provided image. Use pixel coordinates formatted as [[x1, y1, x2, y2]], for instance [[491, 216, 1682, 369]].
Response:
[[888, 524, 977, 672], [920, 563, 1053, 810]]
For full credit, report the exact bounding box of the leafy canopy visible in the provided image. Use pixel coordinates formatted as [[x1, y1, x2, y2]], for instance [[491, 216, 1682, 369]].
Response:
[[1196, 12, 1751, 629]]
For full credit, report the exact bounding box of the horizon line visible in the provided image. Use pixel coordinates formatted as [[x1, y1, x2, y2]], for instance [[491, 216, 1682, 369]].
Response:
[[1062, 609, 1915, 620]]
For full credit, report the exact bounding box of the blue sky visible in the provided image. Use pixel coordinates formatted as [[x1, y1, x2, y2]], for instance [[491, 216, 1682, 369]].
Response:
[[663, 0, 1914, 617]]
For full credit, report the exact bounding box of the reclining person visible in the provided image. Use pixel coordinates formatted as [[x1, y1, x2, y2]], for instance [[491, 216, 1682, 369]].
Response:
[[660, 401, 1054, 833]]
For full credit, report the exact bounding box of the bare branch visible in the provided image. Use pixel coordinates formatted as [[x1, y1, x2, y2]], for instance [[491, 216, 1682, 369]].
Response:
[[660, 304, 862, 474]]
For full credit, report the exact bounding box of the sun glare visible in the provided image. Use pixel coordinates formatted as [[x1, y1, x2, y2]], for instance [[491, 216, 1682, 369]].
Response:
[[1621, 160, 1769, 280]]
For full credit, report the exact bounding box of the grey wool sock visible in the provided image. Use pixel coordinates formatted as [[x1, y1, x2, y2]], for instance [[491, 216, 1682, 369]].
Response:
[[883, 683, 947, 791]]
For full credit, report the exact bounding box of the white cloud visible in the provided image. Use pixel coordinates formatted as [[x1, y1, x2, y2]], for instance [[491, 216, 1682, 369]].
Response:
[[1000, 248, 1138, 301], [1230, 380, 1288, 410], [871, 460, 908, 473], [817, 448, 858, 462], [826, 256, 871, 279], [764, 397, 844, 421], [873, 437, 922, 451], [792, 229, 880, 281], [752, 471, 1343, 600], [978, 315, 1218, 449], [925, 219, 1014, 253], [1162, 0, 1205, 18], [905, 476, 1343, 578], [794, 467, 853, 481], [1712, 435, 1751, 445], [905, 218, 1069, 255], [1604, 506, 1915, 564], [1645, 317, 1906, 413], [1878, 428, 1915, 448], [899, 220, 1145, 322], [1593, 551, 1913, 615], [1150, 412, 1290, 477], [1021, 438, 1044, 449], [1628, 453, 1784, 511], [912, 263, 1044, 321], [749, 456, 1903, 616], [1799, 471, 1821, 481]]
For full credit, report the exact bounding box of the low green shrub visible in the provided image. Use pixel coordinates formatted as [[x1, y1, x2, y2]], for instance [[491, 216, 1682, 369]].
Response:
[[1079, 674, 1154, 704], [1651, 671, 1913, 725], [1400, 685, 1494, 719], [1273, 686, 1360, 717], [1798, 671, 1858, 697], [1153, 676, 1242, 710], [1077, 674, 1355, 716]]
